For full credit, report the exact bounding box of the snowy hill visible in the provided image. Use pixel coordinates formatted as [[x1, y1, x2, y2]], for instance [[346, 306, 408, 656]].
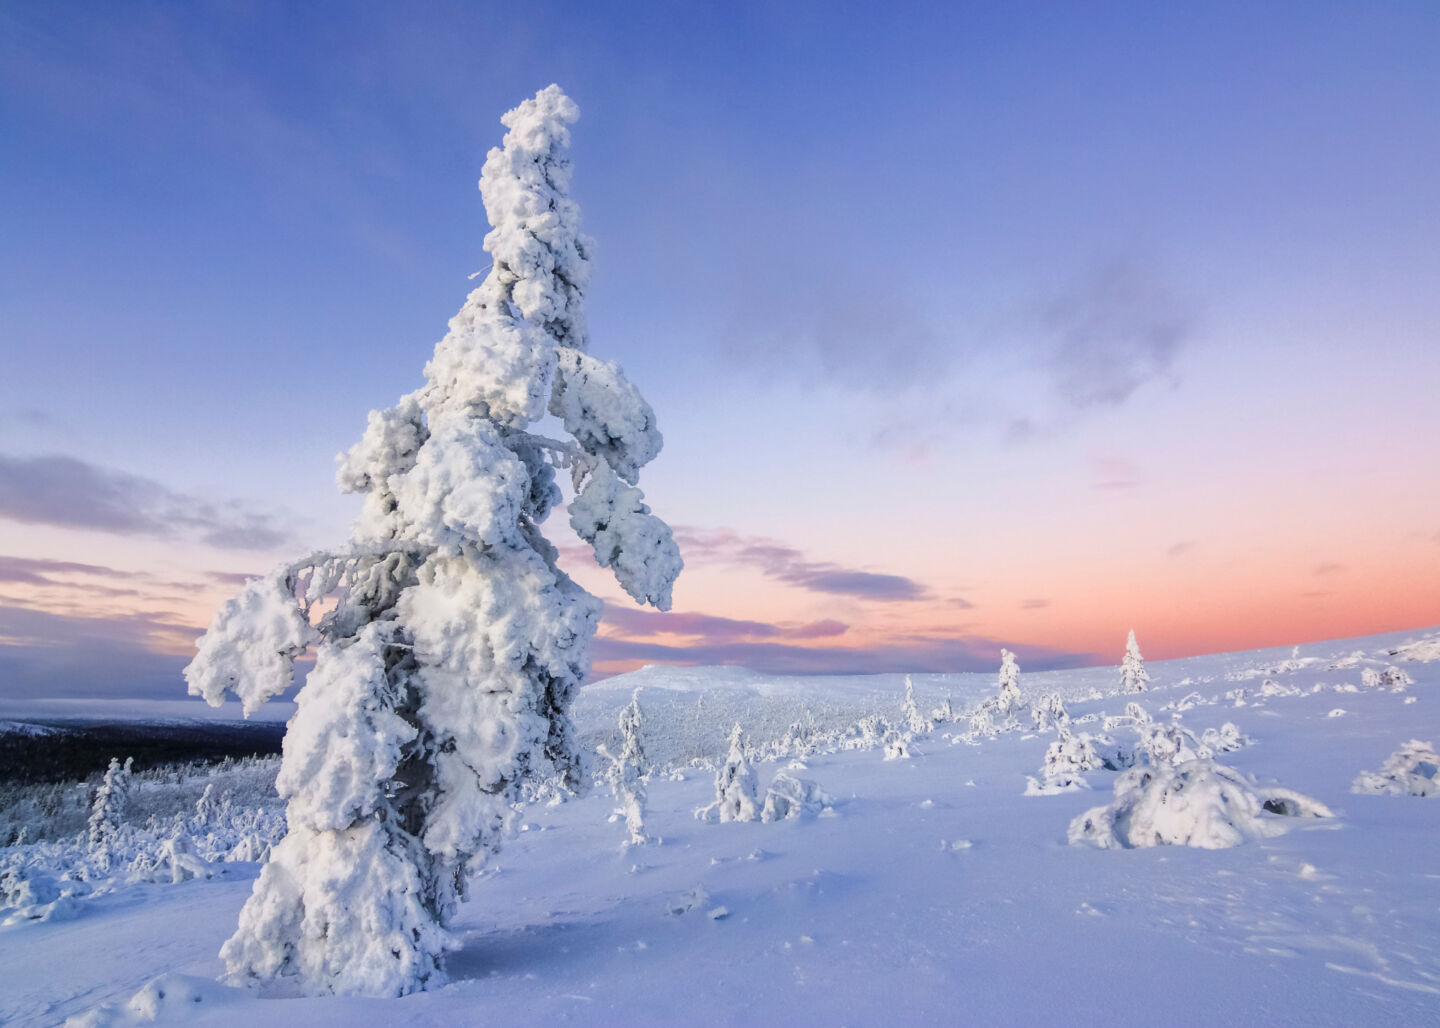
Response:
[[3, 626, 1439, 1025]]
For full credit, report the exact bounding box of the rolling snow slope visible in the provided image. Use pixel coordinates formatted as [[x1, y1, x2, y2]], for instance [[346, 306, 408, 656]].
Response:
[[2, 627, 1438, 1026]]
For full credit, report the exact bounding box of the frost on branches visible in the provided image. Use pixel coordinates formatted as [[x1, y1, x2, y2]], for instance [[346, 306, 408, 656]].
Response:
[[1119, 629, 1150, 694], [183, 85, 681, 998]]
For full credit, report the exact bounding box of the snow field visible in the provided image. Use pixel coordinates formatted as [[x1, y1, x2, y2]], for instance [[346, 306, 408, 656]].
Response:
[[1, 626, 1438, 1024]]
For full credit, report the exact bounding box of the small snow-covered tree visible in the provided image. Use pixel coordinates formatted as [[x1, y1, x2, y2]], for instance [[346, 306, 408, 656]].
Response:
[[183, 86, 680, 997], [714, 724, 760, 823], [902, 675, 930, 736], [603, 690, 649, 845], [88, 756, 133, 855], [996, 649, 1024, 717], [1119, 629, 1150, 694], [1031, 692, 1070, 733]]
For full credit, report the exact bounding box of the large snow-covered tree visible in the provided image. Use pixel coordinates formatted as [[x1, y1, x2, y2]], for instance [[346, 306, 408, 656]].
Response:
[[183, 85, 681, 997]]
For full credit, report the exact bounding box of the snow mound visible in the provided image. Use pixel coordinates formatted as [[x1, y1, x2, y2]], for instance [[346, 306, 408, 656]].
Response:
[[1069, 760, 1333, 850], [1352, 740, 1440, 797], [1389, 635, 1440, 663], [65, 973, 246, 1026]]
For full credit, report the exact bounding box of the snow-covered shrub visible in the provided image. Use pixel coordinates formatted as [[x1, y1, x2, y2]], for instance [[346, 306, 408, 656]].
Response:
[[1030, 692, 1070, 733], [1103, 702, 1152, 733], [932, 696, 955, 724], [602, 691, 649, 846], [712, 725, 760, 823], [883, 727, 911, 761], [1136, 721, 1201, 767], [1198, 722, 1251, 755], [1069, 760, 1333, 849], [152, 833, 214, 884], [967, 703, 997, 740], [1380, 666, 1412, 692], [1040, 728, 1105, 781], [182, 86, 681, 997], [1119, 629, 1150, 693], [1026, 729, 1105, 794], [761, 773, 832, 822], [1352, 740, 1440, 797], [848, 714, 886, 751]]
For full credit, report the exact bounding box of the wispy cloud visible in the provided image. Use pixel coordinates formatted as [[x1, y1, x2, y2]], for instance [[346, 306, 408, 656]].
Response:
[[720, 275, 957, 394], [0, 453, 290, 551], [1021, 598, 1050, 610], [1041, 260, 1194, 409], [0, 604, 195, 701], [1167, 540, 1196, 559], [594, 632, 1091, 676], [601, 606, 849, 644], [1091, 456, 1142, 490], [0, 556, 126, 586], [1313, 562, 1347, 577], [674, 527, 930, 602]]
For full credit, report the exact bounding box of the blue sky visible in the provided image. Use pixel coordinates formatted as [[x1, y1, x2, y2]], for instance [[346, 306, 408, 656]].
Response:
[[1, 2, 1437, 709]]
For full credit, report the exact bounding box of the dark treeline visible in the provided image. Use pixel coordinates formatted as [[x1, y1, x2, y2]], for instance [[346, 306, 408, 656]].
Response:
[[0, 721, 286, 784]]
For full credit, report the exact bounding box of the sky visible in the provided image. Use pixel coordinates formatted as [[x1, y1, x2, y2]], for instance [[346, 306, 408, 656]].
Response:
[[1, 1, 1437, 711]]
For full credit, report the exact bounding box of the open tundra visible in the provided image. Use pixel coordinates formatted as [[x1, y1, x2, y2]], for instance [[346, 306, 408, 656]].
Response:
[[3, 627, 1439, 1025]]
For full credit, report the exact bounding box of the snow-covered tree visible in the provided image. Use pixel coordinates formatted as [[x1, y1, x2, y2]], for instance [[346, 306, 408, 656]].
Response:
[[1119, 629, 1150, 694], [902, 675, 930, 736], [183, 85, 681, 997], [996, 649, 1025, 717], [602, 690, 649, 846], [88, 757, 133, 856], [714, 724, 760, 823], [1030, 692, 1070, 733]]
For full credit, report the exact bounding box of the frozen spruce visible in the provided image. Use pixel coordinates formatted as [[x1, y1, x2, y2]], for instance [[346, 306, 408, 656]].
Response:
[[902, 675, 930, 736], [183, 85, 681, 997], [1352, 740, 1440, 797], [1069, 760, 1332, 849], [88, 757, 133, 858], [602, 690, 650, 846], [1119, 629, 1150, 693], [713, 725, 760, 823], [996, 648, 1025, 717]]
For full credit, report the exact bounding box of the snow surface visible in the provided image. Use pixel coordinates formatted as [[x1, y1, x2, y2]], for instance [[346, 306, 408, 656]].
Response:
[[4, 626, 1440, 1024]]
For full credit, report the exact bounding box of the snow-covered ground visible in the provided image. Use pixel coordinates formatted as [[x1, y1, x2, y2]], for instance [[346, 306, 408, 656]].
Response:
[[4, 626, 1440, 1025]]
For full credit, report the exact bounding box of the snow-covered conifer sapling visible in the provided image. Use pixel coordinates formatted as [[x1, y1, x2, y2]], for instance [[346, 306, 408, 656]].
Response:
[[1119, 629, 1150, 694]]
